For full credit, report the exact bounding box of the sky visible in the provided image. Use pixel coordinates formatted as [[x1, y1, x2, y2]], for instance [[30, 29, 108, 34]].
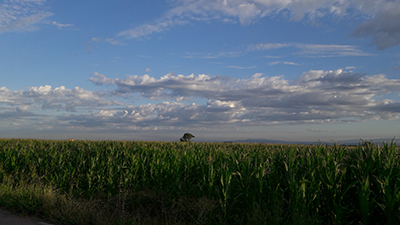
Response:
[[0, 0, 400, 143]]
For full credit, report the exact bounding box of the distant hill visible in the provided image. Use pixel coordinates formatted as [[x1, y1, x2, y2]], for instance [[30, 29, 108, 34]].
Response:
[[226, 137, 397, 146], [333, 138, 397, 146], [229, 139, 316, 145]]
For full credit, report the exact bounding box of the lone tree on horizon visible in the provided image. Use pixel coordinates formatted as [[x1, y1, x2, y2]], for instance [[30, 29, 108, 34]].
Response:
[[180, 133, 195, 142]]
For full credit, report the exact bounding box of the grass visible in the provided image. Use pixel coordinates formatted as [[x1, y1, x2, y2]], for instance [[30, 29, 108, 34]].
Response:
[[0, 138, 399, 224]]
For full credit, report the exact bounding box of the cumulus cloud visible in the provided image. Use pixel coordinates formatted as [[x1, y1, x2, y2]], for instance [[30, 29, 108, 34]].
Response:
[[117, 0, 400, 49], [0, 84, 128, 133], [0, 85, 122, 114], [90, 72, 116, 86], [2, 69, 400, 133], [0, 0, 52, 33], [88, 69, 400, 128], [58, 100, 246, 131]]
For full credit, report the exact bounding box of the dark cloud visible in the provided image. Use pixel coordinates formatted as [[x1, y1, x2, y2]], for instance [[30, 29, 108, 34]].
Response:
[[0, 107, 37, 119], [351, 2, 400, 50], [372, 102, 400, 113]]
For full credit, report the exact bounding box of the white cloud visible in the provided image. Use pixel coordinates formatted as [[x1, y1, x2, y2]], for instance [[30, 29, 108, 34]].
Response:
[[248, 43, 292, 51], [269, 61, 302, 66], [185, 42, 370, 60], [89, 72, 115, 86], [295, 44, 372, 57], [52, 21, 73, 29], [145, 68, 152, 73], [184, 51, 242, 59], [0, 0, 52, 33], [0, 84, 122, 113], [119, 0, 333, 39], [89, 69, 400, 126], [263, 55, 282, 59], [251, 42, 371, 57], [118, 18, 188, 39], [57, 100, 246, 131], [227, 65, 256, 69], [116, 0, 400, 49], [283, 61, 302, 65], [2, 68, 400, 133], [0, 84, 128, 133]]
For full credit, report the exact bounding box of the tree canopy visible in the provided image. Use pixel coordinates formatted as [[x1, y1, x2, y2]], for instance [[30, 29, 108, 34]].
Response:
[[180, 133, 195, 142]]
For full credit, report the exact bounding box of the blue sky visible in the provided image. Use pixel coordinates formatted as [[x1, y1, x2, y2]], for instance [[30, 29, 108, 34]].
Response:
[[1, 0, 400, 142]]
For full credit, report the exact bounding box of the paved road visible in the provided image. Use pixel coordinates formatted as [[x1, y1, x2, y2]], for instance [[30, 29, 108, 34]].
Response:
[[0, 209, 55, 225]]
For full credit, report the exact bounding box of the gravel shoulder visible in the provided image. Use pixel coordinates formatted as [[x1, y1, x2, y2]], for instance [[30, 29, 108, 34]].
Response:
[[0, 208, 55, 225]]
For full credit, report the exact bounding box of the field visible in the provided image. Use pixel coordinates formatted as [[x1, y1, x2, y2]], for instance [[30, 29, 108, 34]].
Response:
[[0, 139, 399, 225]]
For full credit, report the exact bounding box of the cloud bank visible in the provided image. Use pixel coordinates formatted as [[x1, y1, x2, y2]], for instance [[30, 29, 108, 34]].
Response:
[[88, 69, 400, 128], [1, 69, 400, 135]]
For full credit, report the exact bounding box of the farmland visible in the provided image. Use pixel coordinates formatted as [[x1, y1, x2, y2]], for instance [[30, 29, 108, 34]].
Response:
[[0, 139, 399, 225]]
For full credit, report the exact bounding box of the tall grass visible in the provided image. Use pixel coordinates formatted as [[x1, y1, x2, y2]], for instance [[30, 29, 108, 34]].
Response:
[[0, 139, 399, 224]]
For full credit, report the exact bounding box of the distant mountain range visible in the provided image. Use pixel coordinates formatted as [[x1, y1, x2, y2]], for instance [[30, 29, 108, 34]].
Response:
[[226, 137, 397, 146]]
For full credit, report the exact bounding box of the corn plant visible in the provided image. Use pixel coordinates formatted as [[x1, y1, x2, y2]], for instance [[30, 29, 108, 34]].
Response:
[[0, 139, 399, 225]]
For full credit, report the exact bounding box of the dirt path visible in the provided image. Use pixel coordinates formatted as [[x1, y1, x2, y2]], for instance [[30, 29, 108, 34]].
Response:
[[0, 209, 55, 225]]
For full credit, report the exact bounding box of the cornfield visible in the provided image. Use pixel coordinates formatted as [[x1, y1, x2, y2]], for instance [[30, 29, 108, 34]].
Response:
[[0, 139, 399, 224]]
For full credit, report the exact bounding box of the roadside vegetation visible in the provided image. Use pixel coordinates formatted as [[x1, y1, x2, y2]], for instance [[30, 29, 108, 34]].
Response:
[[0, 139, 399, 224]]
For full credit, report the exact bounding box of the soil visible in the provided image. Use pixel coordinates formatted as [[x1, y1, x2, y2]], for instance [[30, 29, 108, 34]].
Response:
[[0, 208, 55, 225]]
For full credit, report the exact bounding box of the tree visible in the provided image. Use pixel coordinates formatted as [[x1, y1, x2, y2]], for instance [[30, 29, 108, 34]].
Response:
[[180, 133, 195, 142]]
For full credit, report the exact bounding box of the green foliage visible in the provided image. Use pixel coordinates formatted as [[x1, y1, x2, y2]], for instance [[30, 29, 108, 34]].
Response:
[[180, 133, 195, 142], [0, 139, 399, 224]]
